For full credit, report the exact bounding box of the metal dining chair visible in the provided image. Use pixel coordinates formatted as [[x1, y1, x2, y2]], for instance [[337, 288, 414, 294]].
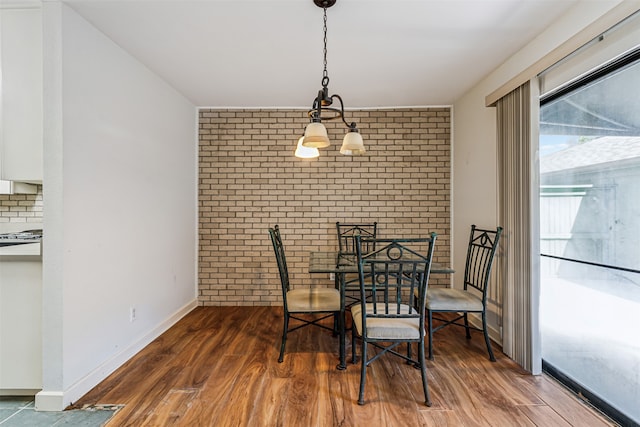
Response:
[[426, 225, 503, 361], [336, 222, 378, 308], [351, 233, 437, 406], [336, 222, 378, 255], [268, 225, 342, 363]]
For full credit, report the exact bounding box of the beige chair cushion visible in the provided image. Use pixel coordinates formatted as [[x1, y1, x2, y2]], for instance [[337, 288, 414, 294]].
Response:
[[351, 303, 421, 340], [287, 287, 341, 312], [426, 288, 483, 311]]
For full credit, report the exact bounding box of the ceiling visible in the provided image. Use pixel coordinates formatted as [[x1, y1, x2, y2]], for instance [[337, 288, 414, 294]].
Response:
[[61, 0, 581, 108]]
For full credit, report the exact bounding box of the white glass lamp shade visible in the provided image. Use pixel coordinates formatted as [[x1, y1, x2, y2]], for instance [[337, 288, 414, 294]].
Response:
[[340, 131, 366, 155], [294, 136, 319, 159], [302, 122, 330, 148]]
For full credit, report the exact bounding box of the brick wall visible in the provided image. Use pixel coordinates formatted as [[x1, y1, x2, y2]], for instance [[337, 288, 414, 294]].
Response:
[[0, 186, 43, 224], [199, 108, 451, 306]]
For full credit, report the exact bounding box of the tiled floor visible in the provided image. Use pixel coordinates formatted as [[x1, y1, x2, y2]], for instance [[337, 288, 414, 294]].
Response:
[[0, 397, 117, 426]]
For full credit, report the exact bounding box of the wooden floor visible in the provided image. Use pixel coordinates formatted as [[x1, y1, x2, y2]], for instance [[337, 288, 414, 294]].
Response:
[[73, 307, 615, 426]]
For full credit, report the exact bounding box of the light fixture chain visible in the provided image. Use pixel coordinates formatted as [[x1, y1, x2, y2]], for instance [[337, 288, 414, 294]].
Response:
[[301, 0, 365, 156], [322, 7, 328, 85]]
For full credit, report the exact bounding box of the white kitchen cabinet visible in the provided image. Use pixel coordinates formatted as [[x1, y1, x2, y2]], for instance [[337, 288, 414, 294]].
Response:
[[0, 7, 43, 184], [0, 246, 43, 395]]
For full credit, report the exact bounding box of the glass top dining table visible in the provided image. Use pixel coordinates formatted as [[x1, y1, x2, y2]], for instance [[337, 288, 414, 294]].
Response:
[[308, 251, 454, 369], [309, 251, 454, 275]]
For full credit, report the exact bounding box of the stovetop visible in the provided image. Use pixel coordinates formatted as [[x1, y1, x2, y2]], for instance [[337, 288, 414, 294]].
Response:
[[0, 229, 43, 247]]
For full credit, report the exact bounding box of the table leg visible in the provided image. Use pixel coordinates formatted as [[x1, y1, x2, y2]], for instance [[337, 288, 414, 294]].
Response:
[[336, 273, 347, 370]]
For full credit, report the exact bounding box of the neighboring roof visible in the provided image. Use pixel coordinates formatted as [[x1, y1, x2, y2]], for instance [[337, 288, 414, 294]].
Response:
[[541, 136, 640, 174]]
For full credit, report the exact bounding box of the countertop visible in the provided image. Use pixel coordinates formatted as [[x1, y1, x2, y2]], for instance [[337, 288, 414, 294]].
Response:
[[0, 242, 42, 257], [0, 223, 43, 257]]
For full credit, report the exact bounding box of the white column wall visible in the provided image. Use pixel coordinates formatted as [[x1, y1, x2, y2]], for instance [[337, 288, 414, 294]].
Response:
[[38, 2, 197, 410]]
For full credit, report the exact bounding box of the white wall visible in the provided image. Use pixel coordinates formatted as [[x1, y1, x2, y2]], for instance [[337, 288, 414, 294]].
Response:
[[38, 2, 197, 410], [451, 0, 635, 343]]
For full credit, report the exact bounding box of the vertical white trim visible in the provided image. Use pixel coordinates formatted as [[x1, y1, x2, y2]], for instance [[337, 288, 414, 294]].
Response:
[[529, 78, 542, 375], [41, 0, 65, 399], [449, 105, 455, 288], [195, 107, 201, 303]]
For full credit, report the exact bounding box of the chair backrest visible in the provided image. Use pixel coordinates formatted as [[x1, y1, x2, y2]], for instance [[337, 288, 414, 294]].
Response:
[[463, 225, 503, 299], [355, 234, 437, 326], [336, 221, 378, 254], [268, 225, 290, 302]]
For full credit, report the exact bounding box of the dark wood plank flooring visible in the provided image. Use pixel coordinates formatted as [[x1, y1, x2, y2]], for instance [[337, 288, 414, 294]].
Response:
[[72, 307, 615, 426]]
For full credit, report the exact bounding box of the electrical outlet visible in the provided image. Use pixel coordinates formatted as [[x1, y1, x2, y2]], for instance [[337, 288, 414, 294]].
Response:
[[330, 273, 335, 281], [130, 306, 136, 322]]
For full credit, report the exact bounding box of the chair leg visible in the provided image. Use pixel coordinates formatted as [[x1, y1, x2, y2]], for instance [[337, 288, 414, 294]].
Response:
[[427, 310, 434, 360], [337, 309, 346, 370], [419, 339, 432, 407], [464, 312, 471, 339], [482, 311, 496, 362], [358, 339, 367, 405], [351, 321, 357, 364], [278, 313, 289, 363]]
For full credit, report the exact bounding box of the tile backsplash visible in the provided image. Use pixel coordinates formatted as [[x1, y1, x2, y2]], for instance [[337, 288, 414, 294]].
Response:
[[0, 186, 43, 223]]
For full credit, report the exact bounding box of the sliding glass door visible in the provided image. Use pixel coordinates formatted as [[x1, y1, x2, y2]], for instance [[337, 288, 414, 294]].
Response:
[[539, 51, 640, 425]]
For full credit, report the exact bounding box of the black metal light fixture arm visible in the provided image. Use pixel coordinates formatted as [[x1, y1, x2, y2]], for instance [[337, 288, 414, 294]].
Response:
[[329, 94, 358, 130], [309, 92, 357, 131]]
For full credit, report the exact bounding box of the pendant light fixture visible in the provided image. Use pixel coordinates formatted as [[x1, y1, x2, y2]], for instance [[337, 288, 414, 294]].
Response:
[[294, 136, 320, 159], [300, 0, 365, 156]]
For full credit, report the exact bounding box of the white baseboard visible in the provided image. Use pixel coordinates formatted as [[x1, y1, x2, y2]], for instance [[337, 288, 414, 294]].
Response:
[[34, 391, 65, 411], [35, 299, 198, 411], [0, 388, 41, 397]]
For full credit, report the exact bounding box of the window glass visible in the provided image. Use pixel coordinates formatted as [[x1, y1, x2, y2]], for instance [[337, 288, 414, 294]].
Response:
[[539, 55, 640, 425]]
